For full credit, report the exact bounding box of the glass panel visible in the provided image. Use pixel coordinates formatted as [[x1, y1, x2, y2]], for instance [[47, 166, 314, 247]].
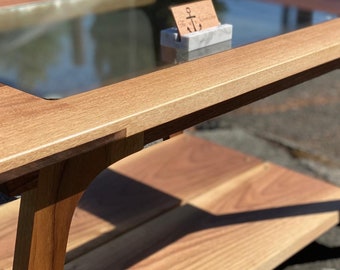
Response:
[[0, 0, 337, 98]]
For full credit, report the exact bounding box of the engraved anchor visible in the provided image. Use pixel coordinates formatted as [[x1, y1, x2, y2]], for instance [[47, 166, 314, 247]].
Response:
[[186, 7, 202, 32]]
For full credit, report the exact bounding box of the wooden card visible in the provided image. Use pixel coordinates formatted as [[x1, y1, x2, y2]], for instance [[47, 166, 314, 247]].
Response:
[[170, 0, 220, 37]]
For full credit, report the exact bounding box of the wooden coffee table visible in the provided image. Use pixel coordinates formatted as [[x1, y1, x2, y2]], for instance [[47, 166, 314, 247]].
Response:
[[0, 0, 339, 269]]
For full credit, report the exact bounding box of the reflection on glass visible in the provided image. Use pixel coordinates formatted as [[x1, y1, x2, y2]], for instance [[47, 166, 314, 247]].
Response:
[[90, 9, 156, 88], [281, 6, 321, 31], [0, 27, 60, 89], [0, 0, 336, 99]]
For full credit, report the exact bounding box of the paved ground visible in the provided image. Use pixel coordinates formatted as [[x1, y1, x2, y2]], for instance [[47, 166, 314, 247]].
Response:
[[194, 69, 340, 269]]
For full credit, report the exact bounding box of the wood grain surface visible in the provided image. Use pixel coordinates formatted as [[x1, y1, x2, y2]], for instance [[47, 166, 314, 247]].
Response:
[[0, 19, 339, 183], [1, 2, 339, 270], [12, 132, 144, 270], [1, 134, 340, 269], [0, 134, 261, 269], [64, 134, 340, 269]]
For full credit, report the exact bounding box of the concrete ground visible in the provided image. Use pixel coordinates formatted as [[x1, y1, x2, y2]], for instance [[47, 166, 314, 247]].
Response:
[[194, 69, 340, 269]]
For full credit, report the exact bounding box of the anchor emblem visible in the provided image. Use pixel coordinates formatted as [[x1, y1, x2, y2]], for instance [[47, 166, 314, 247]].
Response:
[[186, 7, 202, 32]]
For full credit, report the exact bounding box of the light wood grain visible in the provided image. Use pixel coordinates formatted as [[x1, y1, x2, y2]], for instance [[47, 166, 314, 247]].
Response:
[[114, 134, 262, 200], [64, 134, 340, 269], [124, 213, 339, 270], [0, 134, 260, 269], [0, 19, 339, 183], [13, 132, 144, 270], [0, 199, 19, 270], [0, 3, 338, 270], [2, 134, 340, 269], [2, 60, 338, 196]]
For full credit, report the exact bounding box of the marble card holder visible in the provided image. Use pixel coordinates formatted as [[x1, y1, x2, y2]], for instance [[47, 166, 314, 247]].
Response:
[[160, 24, 233, 63]]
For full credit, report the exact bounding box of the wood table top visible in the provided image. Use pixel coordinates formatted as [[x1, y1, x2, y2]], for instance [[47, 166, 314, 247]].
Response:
[[0, 3, 339, 183]]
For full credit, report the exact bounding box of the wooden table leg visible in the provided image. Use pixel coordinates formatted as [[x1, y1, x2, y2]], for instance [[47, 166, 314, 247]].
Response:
[[12, 132, 144, 270]]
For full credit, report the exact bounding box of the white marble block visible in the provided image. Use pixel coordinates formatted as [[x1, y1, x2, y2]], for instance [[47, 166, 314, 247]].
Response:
[[160, 24, 233, 52]]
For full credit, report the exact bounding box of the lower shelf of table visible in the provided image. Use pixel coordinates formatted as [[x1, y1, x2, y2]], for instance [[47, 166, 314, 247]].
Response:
[[1, 134, 339, 269]]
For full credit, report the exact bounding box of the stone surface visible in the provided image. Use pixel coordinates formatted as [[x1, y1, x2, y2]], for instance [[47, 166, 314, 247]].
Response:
[[160, 24, 233, 51]]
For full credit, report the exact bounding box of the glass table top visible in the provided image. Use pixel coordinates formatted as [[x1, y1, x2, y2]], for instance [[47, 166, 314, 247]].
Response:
[[0, 0, 337, 99]]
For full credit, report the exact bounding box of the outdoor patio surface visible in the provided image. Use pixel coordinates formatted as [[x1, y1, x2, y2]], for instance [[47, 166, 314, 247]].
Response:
[[195, 69, 340, 270]]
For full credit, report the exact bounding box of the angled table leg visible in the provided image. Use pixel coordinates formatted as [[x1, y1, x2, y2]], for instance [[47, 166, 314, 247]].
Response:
[[12, 132, 144, 270]]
